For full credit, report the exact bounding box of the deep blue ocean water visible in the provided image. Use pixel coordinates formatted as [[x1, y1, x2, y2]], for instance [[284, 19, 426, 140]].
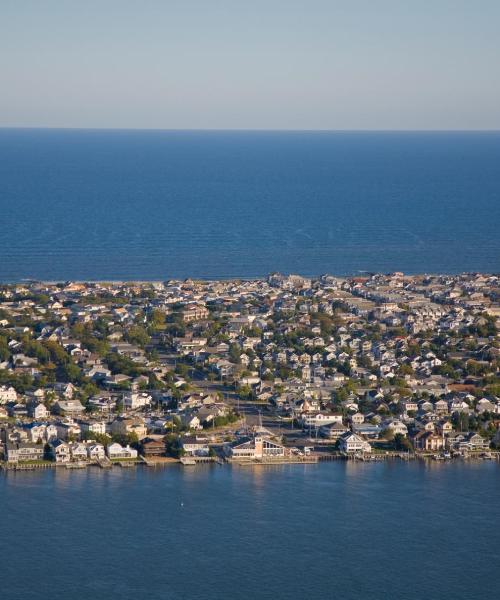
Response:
[[1, 462, 499, 600], [0, 129, 499, 281]]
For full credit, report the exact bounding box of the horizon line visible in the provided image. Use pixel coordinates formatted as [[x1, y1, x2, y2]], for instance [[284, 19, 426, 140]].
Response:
[[1, 126, 500, 134]]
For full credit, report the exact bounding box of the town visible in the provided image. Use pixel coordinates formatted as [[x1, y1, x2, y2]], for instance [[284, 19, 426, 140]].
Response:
[[0, 271, 499, 470]]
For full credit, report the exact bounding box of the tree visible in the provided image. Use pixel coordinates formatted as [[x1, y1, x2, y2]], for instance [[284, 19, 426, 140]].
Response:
[[126, 325, 150, 348], [394, 434, 413, 451], [380, 428, 394, 442], [150, 309, 166, 329]]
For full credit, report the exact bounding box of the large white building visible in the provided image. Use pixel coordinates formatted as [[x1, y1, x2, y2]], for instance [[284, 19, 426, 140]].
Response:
[[338, 432, 372, 454], [227, 436, 286, 460], [300, 412, 343, 429], [123, 392, 152, 411]]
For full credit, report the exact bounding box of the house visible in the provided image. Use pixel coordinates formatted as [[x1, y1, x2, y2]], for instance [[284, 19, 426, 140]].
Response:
[[79, 420, 107, 437], [54, 382, 76, 399], [384, 420, 408, 436], [123, 391, 152, 411], [182, 304, 209, 323], [8, 402, 28, 418], [5, 442, 44, 463], [434, 399, 449, 415], [140, 438, 165, 457], [49, 440, 71, 463], [0, 385, 17, 404], [352, 424, 382, 439], [300, 412, 343, 429], [181, 437, 210, 456], [56, 421, 81, 441], [110, 416, 147, 440], [338, 432, 372, 454], [107, 443, 138, 460], [227, 436, 286, 460], [87, 443, 106, 460], [180, 413, 202, 431], [319, 422, 349, 440], [28, 402, 49, 420], [69, 442, 89, 461], [53, 399, 85, 417], [24, 423, 47, 443], [350, 412, 365, 425], [413, 431, 444, 451], [459, 433, 490, 452]]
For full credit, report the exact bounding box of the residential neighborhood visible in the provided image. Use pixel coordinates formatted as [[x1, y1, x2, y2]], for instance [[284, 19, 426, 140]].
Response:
[[0, 272, 499, 469]]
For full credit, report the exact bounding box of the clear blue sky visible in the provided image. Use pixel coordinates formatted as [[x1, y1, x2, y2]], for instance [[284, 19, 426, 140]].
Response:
[[1, 0, 499, 130]]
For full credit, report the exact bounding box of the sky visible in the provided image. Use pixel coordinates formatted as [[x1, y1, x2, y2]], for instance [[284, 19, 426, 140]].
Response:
[[1, 0, 499, 130]]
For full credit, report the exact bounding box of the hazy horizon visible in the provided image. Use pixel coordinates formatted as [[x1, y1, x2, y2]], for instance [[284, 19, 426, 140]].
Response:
[[1, 1, 500, 130]]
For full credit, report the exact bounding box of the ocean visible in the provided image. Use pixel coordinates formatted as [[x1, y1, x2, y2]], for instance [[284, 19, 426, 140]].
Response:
[[0, 129, 499, 281], [1, 462, 499, 600]]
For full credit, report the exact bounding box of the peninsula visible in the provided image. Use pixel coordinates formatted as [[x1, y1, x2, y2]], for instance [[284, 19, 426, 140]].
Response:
[[1, 272, 499, 469]]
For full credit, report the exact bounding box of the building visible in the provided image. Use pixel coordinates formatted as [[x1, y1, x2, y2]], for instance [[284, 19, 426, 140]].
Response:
[[182, 304, 209, 323], [28, 402, 49, 420], [110, 417, 147, 440], [414, 431, 445, 452], [300, 412, 343, 429], [53, 399, 85, 416], [107, 443, 138, 460], [123, 392, 152, 411], [181, 437, 210, 456], [319, 422, 349, 440], [49, 440, 71, 463], [87, 443, 106, 460], [140, 438, 165, 457], [5, 442, 44, 463], [227, 436, 286, 460], [338, 432, 372, 454]]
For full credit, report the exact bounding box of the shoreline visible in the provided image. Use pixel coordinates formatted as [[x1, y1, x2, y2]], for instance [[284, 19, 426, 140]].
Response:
[[2, 270, 499, 285], [2, 451, 499, 472]]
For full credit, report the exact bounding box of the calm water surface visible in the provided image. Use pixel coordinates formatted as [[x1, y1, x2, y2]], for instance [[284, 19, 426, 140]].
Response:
[[0, 129, 499, 280], [1, 462, 499, 600]]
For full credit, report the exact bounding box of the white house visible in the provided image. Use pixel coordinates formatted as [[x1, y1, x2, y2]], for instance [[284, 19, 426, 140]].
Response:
[[181, 437, 210, 456], [0, 385, 17, 404], [300, 412, 343, 429], [123, 392, 152, 411], [339, 432, 372, 454], [107, 443, 138, 460], [87, 443, 106, 460]]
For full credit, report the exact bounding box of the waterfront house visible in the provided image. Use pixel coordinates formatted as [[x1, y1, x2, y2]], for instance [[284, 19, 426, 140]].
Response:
[[413, 431, 445, 452], [181, 437, 210, 456], [338, 432, 372, 454], [227, 436, 286, 460], [107, 443, 138, 460], [459, 433, 490, 452], [5, 442, 44, 463], [49, 440, 71, 463], [87, 443, 106, 460], [69, 442, 89, 461], [140, 438, 165, 457]]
